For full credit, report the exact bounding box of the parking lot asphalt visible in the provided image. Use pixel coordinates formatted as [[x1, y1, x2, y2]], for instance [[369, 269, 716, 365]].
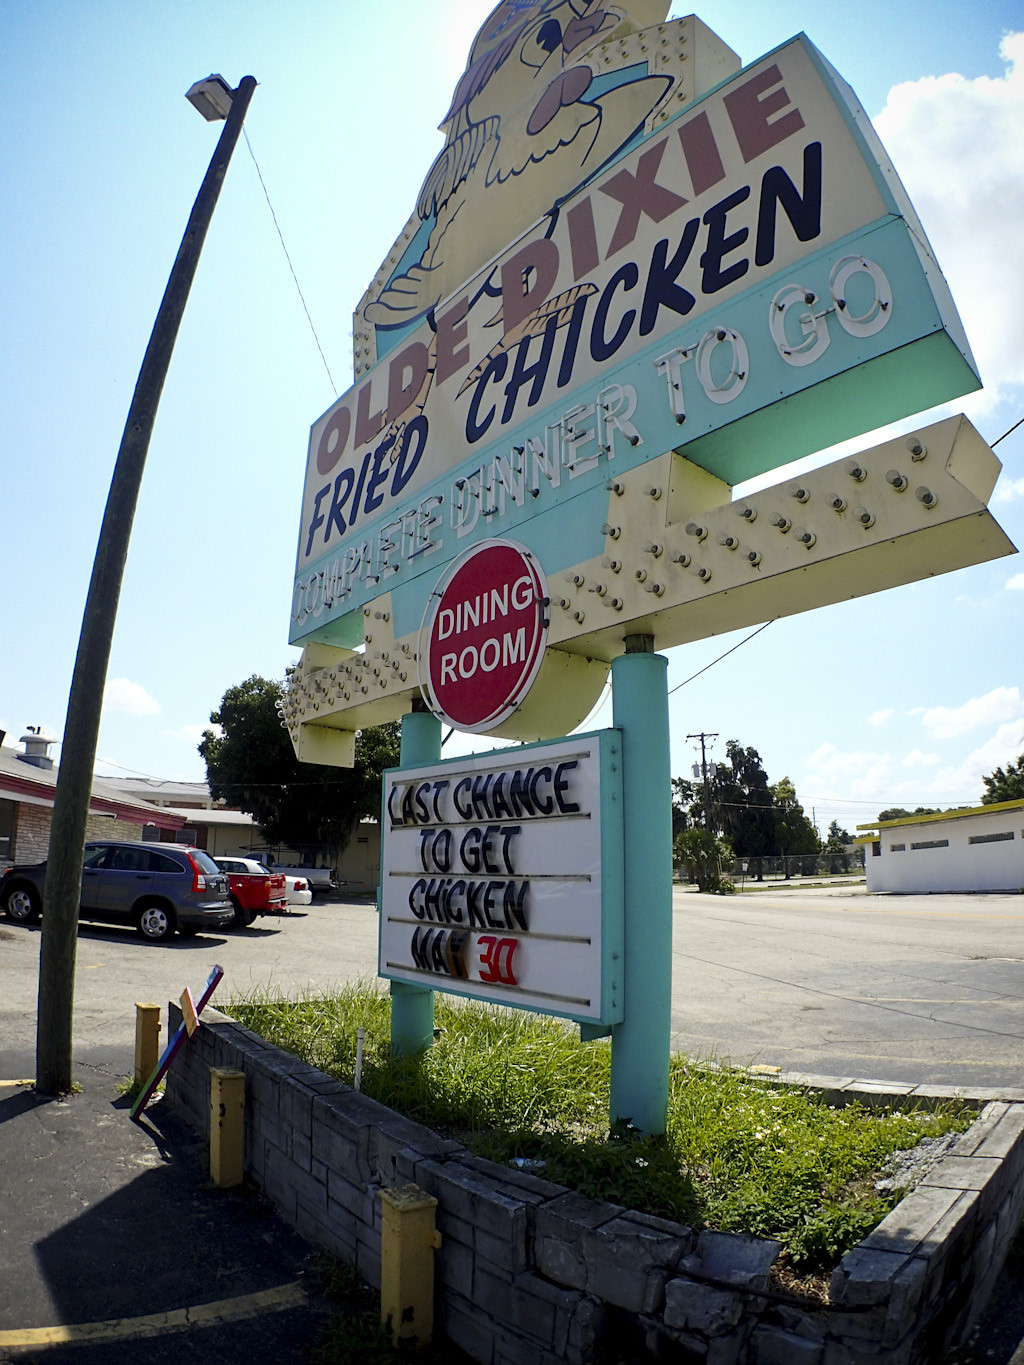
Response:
[[0, 1051, 335, 1364], [4, 888, 1024, 1361]]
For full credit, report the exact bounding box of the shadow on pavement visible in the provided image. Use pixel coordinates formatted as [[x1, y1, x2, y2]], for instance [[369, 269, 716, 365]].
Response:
[[0, 1077, 331, 1363]]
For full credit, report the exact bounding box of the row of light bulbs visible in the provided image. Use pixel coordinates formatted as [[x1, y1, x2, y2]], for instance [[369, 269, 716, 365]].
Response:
[[553, 436, 940, 620], [277, 608, 416, 727]]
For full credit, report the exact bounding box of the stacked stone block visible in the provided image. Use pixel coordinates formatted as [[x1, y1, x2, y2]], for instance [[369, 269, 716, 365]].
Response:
[[165, 1005, 1024, 1365]]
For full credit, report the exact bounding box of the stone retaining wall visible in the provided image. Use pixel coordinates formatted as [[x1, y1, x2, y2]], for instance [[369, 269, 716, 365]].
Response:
[[165, 1006, 1024, 1364]]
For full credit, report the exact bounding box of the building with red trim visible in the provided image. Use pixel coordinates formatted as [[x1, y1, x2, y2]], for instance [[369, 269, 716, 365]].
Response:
[[0, 730, 185, 867]]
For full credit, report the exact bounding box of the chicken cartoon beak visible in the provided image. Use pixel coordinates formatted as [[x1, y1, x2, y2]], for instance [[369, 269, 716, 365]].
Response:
[[526, 64, 594, 134]]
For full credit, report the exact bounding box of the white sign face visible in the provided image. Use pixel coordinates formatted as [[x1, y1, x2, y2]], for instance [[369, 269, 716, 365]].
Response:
[[379, 732, 623, 1023]]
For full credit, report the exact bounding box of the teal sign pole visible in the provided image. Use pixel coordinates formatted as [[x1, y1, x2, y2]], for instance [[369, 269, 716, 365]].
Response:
[[609, 639, 672, 1135], [389, 704, 441, 1056]]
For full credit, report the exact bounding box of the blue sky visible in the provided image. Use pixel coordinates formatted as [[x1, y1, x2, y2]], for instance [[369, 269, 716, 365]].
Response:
[[2, 0, 1022, 835]]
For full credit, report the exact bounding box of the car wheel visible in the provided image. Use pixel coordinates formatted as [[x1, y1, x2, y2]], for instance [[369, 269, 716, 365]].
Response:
[[3, 883, 41, 924], [230, 897, 253, 928], [136, 903, 175, 943]]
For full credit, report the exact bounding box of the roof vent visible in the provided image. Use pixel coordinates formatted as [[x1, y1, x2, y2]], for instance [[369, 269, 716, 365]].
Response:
[[18, 726, 56, 771]]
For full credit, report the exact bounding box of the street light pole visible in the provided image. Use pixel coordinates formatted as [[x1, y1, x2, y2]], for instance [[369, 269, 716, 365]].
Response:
[[36, 75, 257, 1095]]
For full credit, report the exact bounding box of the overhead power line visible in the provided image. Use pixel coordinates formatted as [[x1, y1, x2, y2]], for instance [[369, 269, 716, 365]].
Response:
[[668, 620, 775, 697], [992, 413, 1024, 448], [243, 128, 338, 397]]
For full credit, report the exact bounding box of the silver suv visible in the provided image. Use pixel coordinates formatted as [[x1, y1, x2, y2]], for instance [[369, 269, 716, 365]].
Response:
[[0, 841, 233, 942]]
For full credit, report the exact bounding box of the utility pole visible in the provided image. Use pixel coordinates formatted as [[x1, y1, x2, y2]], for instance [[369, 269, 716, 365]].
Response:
[[35, 75, 257, 1096], [686, 732, 718, 834]]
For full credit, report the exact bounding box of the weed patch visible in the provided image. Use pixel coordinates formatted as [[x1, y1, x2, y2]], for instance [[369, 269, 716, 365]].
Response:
[[226, 984, 971, 1273], [309, 1253, 468, 1365]]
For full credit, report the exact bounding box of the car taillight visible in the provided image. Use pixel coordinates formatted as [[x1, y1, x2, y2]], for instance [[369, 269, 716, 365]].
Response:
[[263, 879, 270, 892], [186, 852, 207, 894]]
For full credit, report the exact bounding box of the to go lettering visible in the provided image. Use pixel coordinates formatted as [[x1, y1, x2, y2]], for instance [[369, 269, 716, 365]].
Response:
[[654, 254, 893, 421]]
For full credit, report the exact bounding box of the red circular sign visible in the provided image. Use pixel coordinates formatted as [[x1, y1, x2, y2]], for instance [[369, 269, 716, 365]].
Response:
[[419, 540, 548, 732]]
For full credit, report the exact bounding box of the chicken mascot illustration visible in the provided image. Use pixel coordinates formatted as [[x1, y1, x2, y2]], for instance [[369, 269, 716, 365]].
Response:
[[358, 0, 678, 338]]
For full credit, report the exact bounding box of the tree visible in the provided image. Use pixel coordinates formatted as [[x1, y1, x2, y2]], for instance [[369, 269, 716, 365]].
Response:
[[714, 741, 777, 857], [674, 828, 733, 893], [771, 776, 820, 863], [824, 819, 852, 873], [671, 776, 694, 838], [199, 675, 400, 856], [981, 753, 1024, 805], [672, 742, 821, 879], [877, 806, 940, 822]]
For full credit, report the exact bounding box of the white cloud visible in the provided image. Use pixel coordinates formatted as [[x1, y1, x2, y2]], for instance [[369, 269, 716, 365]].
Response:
[[920, 686, 1024, 740], [868, 708, 895, 727], [104, 678, 160, 716], [798, 733, 1013, 813], [899, 748, 940, 769], [995, 476, 1024, 504], [1006, 573, 1024, 591], [919, 722, 1024, 802], [801, 742, 898, 799], [956, 722, 1024, 778], [167, 723, 214, 745], [874, 33, 1024, 413]]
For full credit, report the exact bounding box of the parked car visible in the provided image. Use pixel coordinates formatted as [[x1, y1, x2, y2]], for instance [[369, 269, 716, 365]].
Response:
[[253, 853, 338, 897], [214, 857, 288, 925], [282, 874, 312, 907], [0, 841, 233, 942]]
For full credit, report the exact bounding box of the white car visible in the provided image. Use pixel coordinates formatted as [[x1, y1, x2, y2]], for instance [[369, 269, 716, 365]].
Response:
[[282, 874, 313, 907]]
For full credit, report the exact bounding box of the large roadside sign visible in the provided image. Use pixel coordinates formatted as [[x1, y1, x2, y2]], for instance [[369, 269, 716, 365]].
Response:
[[288, 1, 1015, 1133], [283, 4, 1013, 757], [292, 33, 978, 650]]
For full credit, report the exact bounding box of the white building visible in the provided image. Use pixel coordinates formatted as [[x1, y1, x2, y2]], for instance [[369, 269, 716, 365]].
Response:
[[858, 800, 1024, 894]]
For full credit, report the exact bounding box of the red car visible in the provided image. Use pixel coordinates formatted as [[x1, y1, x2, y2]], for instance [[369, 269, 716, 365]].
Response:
[[215, 856, 288, 926]]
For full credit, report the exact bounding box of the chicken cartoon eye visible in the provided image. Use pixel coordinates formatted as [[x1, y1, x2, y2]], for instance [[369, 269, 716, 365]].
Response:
[[536, 18, 563, 53]]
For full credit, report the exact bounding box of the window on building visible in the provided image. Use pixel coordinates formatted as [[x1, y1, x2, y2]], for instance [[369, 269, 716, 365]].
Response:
[[890, 843, 906, 852], [910, 839, 949, 850], [872, 841, 881, 857], [968, 831, 1015, 845]]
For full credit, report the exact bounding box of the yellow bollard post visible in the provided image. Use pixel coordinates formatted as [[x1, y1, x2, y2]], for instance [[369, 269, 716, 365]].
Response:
[[209, 1069, 245, 1188], [133, 1003, 161, 1085], [379, 1184, 441, 1348]]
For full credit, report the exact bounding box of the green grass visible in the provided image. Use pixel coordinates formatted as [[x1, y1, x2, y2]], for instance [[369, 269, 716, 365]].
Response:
[[225, 983, 971, 1273], [115, 1074, 163, 1101]]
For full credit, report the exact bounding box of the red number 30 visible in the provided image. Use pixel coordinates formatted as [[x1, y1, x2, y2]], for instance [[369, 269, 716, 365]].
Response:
[[478, 935, 518, 985]]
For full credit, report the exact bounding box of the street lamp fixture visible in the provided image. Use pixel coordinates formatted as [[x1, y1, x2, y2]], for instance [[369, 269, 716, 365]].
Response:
[[185, 74, 236, 121]]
